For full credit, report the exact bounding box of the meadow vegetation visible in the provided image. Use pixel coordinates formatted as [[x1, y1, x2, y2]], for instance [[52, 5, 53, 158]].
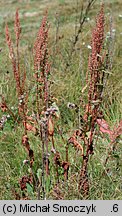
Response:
[[0, 0, 122, 200]]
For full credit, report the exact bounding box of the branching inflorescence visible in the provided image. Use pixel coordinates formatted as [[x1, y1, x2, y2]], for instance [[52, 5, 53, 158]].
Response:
[[5, 10, 35, 198], [33, 12, 50, 113], [67, 4, 105, 198]]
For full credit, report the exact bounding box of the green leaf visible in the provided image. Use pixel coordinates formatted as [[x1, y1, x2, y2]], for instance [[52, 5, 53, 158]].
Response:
[[46, 176, 51, 193], [26, 183, 33, 194], [37, 168, 42, 184]]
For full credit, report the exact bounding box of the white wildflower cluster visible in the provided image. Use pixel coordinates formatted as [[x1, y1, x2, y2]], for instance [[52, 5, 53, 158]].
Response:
[[0, 115, 7, 129], [18, 93, 26, 106], [7, 114, 10, 118], [106, 29, 116, 39], [11, 106, 17, 110], [45, 106, 58, 117], [44, 102, 60, 118], [67, 102, 77, 109], [39, 117, 48, 131], [87, 45, 92, 50]]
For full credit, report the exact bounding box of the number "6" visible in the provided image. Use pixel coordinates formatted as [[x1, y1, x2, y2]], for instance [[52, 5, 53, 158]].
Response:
[[113, 204, 118, 212]]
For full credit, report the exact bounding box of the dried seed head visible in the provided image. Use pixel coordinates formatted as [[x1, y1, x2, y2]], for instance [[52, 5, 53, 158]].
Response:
[[67, 102, 77, 109]]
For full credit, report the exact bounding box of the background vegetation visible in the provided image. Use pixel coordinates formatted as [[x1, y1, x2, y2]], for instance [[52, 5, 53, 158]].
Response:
[[0, 0, 122, 200]]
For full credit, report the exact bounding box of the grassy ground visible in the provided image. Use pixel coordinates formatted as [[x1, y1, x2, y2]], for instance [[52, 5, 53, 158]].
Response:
[[0, 0, 122, 199]]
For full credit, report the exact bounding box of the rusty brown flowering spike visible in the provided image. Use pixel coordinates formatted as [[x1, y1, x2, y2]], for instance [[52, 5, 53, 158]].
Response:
[[14, 8, 21, 82], [87, 4, 105, 117], [85, 4, 105, 129], [33, 12, 50, 111], [33, 13, 51, 187], [14, 9, 21, 47], [5, 24, 15, 60], [34, 13, 49, 71], [88, 4, 104, 75], [92, 4, 104, 55], [79, 4, 105, 198], [5, 24, 21, 96]]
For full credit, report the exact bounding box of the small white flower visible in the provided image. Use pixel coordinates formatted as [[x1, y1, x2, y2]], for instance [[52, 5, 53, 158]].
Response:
[[11, 106, 14, 110], [87, 45, 92, 50], [82, 42, 85, 45], [119, 14, 122, 18], [51, 147, 56, 154], [19, 99, 23, 103], [112, 29, 116, 33], [23, 160, 29, 165], [0, 115, 7, 124], [7, 114, 10, 118], [86, 17, 90, 21]]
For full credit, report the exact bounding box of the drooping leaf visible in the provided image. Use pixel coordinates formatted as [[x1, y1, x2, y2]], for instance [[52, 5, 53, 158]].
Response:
[[26, 183, 33, 194], [23, 121, 37, 133], [48, 116, 54, 136], [97, 118, 112, 135], [110, 120, 122, 142], [68, 136, 84, 155]]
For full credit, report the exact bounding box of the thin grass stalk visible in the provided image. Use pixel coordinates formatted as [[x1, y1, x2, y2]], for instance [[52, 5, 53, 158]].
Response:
[[65, 0, 96, 69]]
